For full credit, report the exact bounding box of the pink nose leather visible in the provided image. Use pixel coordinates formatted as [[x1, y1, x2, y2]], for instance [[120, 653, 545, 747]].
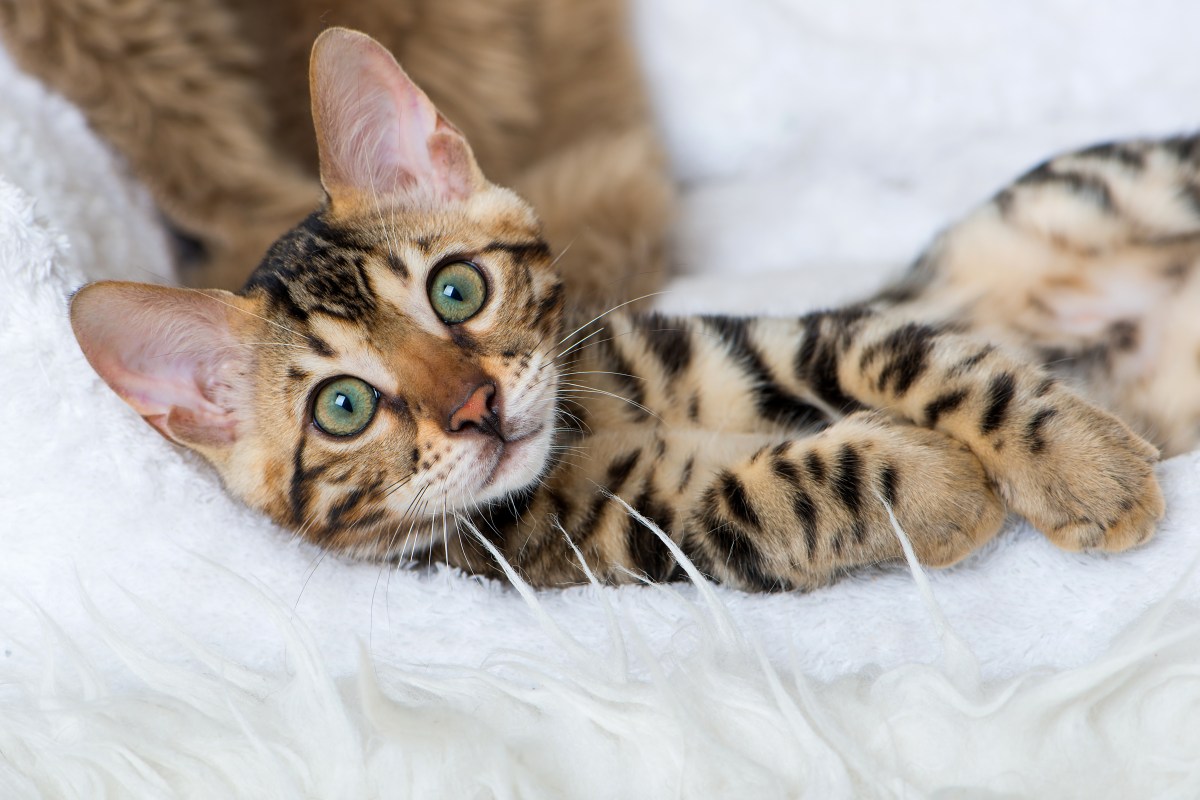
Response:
[[448, 382, 498, 434]]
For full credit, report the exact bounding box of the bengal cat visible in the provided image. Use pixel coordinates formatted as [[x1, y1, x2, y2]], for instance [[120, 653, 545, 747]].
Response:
[[70, 29, 1173, 592]]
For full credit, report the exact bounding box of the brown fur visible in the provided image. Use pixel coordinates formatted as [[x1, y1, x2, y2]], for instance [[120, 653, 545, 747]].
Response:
[[0, 0, 673, 306], [65, 28, 1178, 592]]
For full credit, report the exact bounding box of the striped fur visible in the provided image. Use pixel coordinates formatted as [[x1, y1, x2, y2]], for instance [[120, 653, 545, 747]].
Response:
[[73, 31, 1193, 591]]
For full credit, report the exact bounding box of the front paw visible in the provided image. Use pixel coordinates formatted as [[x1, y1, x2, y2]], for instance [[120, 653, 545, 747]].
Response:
[[998, 392, 1163, 552]]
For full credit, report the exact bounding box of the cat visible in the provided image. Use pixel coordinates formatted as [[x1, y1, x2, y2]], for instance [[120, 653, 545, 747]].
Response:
[[68, 28, 1170, 592], [0, 0, 672, 306]]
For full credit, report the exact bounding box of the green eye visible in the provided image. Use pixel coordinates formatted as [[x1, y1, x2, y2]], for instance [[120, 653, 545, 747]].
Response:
[[312, 376, 379, 437], [428, 261, 487, 324]]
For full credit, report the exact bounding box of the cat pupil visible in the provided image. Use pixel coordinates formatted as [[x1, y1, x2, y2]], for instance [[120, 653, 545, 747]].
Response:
[[443, 284, 462, 301], [335, 394, 353, 413]]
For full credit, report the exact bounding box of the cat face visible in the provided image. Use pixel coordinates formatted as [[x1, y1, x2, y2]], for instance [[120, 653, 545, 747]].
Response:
[[69, 28, 565, 557]]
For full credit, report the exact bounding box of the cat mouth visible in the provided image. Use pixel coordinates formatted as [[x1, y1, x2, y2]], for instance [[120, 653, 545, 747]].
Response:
[[481, 424, 546, 489]]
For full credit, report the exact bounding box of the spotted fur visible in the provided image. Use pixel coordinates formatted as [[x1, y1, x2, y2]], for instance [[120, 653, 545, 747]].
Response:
[[72, 30, 1177, 592]]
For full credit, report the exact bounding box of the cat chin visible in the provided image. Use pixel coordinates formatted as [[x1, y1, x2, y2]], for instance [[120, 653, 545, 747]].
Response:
[[473, 424, 552, 502]]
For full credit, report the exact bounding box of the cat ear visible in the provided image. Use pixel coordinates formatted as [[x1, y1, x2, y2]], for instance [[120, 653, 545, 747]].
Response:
[[70, 281, 252, 451], [309, 27, 486, 208]]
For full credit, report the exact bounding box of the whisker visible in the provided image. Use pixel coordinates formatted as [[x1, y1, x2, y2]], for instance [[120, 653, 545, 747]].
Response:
[[548, 330, 643, 370], [554, 291, 665, 347], [557, 383, 661, 420], [547, 237, 577, 271], [550, 326, 606, 364], [292, 546, 330, 614]]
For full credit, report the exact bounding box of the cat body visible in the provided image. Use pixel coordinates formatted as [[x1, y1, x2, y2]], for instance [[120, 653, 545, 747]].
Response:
[[68, 30, 1172, 592]]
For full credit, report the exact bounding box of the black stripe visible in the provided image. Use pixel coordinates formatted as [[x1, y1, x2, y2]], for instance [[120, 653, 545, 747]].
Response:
[[1163, 135, 1200, 164], [994, 188, 1016, 216], [386, 252, 409, 279], [924, 388, 969, 425], [346, 510, 387, 531], [772, 455, 819, 557], [805, 451, 827, 484], [573, 449, 644, 544], [950, 346, 995, 375], [879, 463, 899, 507], [677, 525, 716, 582], [306, 334, 335, 357], [770, 455, 800, 487], [599, 339, 648, 420], [482, 486, 539, 537], [1025, 407, 1058, 454], [289, 439, 327, 529], [325, 488, 368, 530], [699, 491, 778, 592], [794, 313, 866, 414], [534, 282, 565, 322], [1017, 164, 1114, 211], [241, 270, 310, 321], [247, 213, 381, 321], [794, 488, 819, 557], [636, 313, 693, 379], [702, 316, 827, 430], [450, 328, 480, 354], [302, 212, 375, 253], [628, 486, 677, 581], [606, 449, 643, 489], [1078, 141, 1146, 170], [719, 471, 762, 530], [875, 323, 940, 397], [482, 240, 552, 263], [981, 372, 1017, 434], [832, 444, 864, 516], [678, 456, 695, 492], [303, 250, 379, 321]]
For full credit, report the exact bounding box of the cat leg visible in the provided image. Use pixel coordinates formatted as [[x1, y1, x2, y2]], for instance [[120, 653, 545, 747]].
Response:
[[450, 418, 1002, 591], [833, 312, 1164, 553], [570, 309, 1163, 555], [0, 0, 320, 289], [691, 309, 1164, 553], [678, 412, 1007, 592]]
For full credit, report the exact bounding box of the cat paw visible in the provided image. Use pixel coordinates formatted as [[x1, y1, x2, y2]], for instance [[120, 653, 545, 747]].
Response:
[[998, 393, 1164, 553]]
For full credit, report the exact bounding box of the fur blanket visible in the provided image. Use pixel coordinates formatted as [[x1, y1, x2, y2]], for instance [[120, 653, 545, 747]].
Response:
[[3, 1, 1200, 795]]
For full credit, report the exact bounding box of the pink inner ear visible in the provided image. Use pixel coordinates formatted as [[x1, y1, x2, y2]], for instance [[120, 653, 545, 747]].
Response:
[[71, 282, 245, 446], [311, 28, 479, 203]]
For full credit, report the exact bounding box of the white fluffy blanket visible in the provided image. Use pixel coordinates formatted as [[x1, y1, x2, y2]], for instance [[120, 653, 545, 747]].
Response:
[[4, 2, 1200, 796]]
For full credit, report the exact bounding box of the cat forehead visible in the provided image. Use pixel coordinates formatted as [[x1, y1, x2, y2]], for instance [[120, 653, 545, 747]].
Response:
[[328, 183, 541, 245], [243, 192, 550, 319]]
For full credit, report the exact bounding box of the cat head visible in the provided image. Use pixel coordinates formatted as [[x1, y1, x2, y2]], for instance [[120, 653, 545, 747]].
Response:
[[69, 28, 566, 558]]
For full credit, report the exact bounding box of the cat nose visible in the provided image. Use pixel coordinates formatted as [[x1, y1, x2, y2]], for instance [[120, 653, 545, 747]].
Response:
[[447, 382, 501, 438]]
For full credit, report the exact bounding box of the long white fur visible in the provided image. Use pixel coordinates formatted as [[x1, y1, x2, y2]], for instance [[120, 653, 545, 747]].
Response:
[[5, 2, 1200, 795]]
